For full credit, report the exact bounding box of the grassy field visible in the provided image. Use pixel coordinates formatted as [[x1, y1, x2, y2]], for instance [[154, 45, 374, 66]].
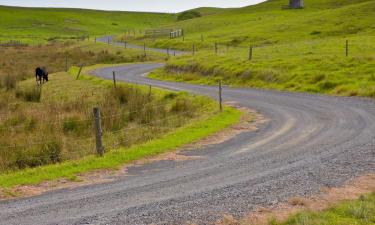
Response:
[[270, 193, 375, 225], [139, 0, 375, 97], [0, 5, 175, 43], [0, 64, 218, 171]]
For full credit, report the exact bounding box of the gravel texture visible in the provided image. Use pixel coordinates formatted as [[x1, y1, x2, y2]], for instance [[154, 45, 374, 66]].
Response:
[[0, 42, 374, 225]]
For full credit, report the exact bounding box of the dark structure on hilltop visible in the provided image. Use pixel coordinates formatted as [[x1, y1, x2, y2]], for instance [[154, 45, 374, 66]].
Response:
[[289, 0, 304, 8]]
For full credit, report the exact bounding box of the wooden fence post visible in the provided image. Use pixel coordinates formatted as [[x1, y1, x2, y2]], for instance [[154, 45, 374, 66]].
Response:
[[149, 85, 152, 97], [219, 81, 223, 112], [167, 48, 170, 57], [215, 42, 218, 55], [249, 46, 253, 61], [346, 40, 349, 57], [124, 41, 127, 49], [93, 107, 104, 157], [76, 64, 84, 80], [144, 43, 146, 57], [112, 71, 117, 88]]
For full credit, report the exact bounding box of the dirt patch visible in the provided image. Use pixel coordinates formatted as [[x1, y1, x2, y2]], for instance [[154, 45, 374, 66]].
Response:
[[0, 103, 263, 201], [217, 173, 375, 225]]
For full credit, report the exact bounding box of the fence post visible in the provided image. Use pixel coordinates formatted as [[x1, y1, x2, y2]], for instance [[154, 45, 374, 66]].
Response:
[[215, 42, 218, 55], [76, 64, 84, 80], [193, 44, 195, 55], [346, 40, 349, 57], [167, 48, 170, 57], [93, 107, 104, 157], [219, 81, 223, 112], [144, 43, 146, 56], [112, 71, 117, 88], [249, 46, 253, 61], [149, 85, 152, 97], [94, 37, 96, 43], [107, 37, 110, 45]]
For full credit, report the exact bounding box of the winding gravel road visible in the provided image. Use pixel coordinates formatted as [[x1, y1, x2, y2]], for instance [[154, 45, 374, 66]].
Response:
[[1, 62, 375, 224]]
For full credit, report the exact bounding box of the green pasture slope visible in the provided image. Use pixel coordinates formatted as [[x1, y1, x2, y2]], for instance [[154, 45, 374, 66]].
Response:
[[148, 0, 375, 97], [0, 5, 175, 42]]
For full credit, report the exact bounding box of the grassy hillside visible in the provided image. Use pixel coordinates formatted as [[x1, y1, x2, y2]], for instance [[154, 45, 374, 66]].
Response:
[[146, 0, 375, 97], [150, 0, 375, 48], [0, 5, 175, 42]]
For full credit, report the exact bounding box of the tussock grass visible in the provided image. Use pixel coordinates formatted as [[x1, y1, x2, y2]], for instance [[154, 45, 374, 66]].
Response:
[[0, 68, 214, 172]]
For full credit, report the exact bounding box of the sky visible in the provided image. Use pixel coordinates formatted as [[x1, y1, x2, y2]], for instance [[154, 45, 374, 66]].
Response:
[[0, 0, 266, 13]]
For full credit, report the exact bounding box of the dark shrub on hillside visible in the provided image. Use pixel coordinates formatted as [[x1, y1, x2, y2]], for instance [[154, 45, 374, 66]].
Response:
[[177, 10, 202, 21]]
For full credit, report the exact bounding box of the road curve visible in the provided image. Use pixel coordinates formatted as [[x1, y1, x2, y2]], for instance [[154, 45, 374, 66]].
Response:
[[0, 63, 375, 225]]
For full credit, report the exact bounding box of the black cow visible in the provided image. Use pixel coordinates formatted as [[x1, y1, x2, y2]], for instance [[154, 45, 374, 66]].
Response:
[[35, 67, 48, 85]]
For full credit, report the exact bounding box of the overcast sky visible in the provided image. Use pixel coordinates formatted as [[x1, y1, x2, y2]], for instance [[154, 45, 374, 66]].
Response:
[[0, 0, 266, 13]]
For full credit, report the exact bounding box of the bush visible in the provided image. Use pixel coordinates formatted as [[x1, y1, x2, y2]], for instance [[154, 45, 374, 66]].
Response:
[[177, 10, 202, 21], [15, 85, 42, 102]]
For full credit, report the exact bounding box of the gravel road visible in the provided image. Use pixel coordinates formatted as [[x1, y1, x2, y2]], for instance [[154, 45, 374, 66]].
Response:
[[0, 51, 375, 224]]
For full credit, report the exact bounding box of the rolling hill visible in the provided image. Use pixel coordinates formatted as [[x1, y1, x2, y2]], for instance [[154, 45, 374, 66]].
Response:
[[0, 5, 175, 41]]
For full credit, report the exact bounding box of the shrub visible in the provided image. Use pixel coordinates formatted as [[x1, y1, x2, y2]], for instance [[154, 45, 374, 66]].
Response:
[[177, 10, 202, 21], [15, 85, 42, 102]]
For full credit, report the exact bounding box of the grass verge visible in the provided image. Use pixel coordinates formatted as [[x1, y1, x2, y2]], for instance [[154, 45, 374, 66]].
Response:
[[272, 193, 375, 225]]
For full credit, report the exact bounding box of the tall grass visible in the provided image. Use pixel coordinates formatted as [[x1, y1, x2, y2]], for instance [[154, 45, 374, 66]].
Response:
[[0, 70, 213, 172]]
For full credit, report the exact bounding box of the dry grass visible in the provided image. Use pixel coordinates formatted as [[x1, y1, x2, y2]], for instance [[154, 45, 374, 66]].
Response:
[[0, 42, 211, 172]]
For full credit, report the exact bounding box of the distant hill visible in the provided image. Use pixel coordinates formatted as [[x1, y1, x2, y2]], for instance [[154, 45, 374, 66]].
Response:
[[161, 0, 375, 46], [0, 5, 175, 40]]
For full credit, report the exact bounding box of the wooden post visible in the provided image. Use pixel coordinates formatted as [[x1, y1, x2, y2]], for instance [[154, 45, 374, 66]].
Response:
[[167, 48, 170, 57], [93, 107, 104, 157], [215, 42, 218, 55], [107, 37, 110, 45], [76, 64, 84, 80], [193, 44, 195, 55], [219, 81, 223, 112], [174, 51, 176, 57], [112, 71, 117, 88], [94, 37, 96, 43], [144, 43, 146, 56], [65, 54, 68, 72], [149, 85, 152, 97], [346, 40, 349, 57], [249, 46, 253, 61], [124, 41, 127, 49]]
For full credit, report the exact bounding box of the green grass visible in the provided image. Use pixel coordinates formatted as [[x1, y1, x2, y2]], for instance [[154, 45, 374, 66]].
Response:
[[271, 193, 375, 225], [0, 106, 240, 188], [142, 0, 375, 97], [0, 5, 175, 43]]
